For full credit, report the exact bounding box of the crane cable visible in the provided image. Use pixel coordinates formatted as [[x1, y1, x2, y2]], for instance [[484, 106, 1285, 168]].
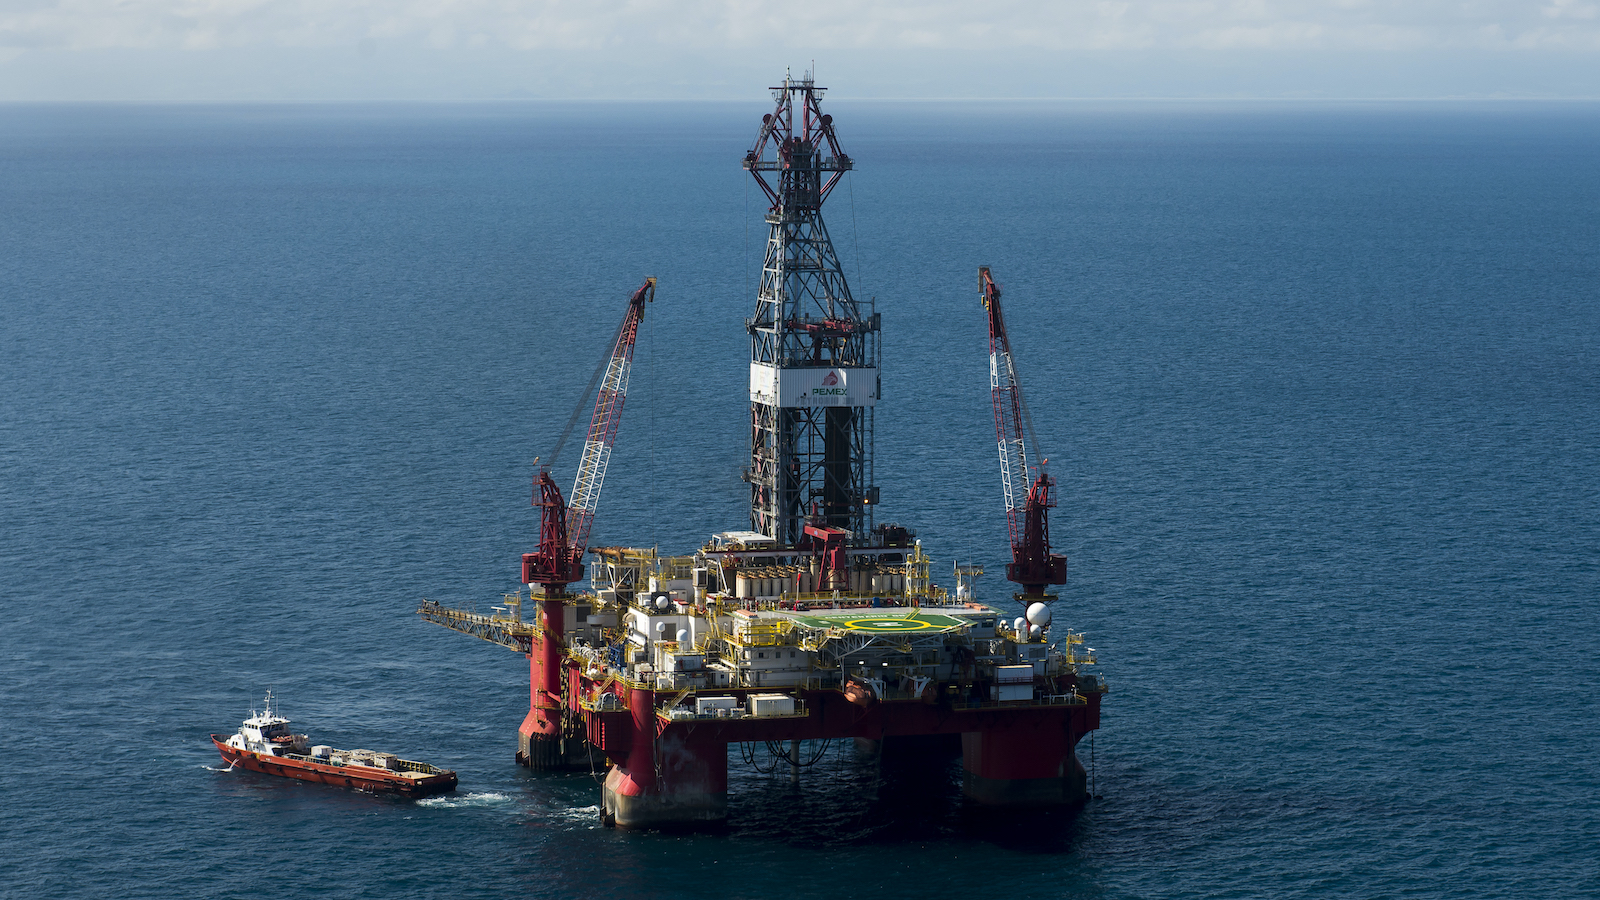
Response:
[[545, 304, 631, 470], [993, 286, 1048, 476]]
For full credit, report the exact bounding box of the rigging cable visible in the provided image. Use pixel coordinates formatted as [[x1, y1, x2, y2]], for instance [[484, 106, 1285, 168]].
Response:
[[766, 738, 832, 768], [545, 307, 628, 468], [744, 171, 751, 304], [649, 273, 657, 551], [849, 172, 861, 289], [739, 738, 833, 773], [739, 741, 780, 774]]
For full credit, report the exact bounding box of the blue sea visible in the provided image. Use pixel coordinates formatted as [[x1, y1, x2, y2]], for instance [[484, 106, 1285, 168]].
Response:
[[3, 98, 1598, 899]]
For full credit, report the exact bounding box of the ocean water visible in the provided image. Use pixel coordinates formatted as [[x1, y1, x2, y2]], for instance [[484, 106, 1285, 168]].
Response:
[[2, 99, 1598, 899]]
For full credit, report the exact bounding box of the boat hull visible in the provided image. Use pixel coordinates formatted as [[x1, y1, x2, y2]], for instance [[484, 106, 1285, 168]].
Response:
[[211, 736, 457, 798]]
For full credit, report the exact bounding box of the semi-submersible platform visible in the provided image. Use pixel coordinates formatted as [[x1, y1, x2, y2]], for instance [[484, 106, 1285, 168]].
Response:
[[419, 74, 1106, 828]]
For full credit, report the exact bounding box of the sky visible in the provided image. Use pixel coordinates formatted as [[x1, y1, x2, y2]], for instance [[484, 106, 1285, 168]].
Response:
[[2, 1, 1599, 101]]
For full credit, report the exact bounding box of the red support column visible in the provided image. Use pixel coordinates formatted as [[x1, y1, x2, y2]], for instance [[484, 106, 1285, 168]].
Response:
[[961, 713, 1088, 806], [518, 598, 567, 768], [601, 686, 728, 828]]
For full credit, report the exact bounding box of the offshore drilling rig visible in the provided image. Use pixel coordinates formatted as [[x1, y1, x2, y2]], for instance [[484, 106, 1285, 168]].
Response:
[[419, 74, 1105, 828]]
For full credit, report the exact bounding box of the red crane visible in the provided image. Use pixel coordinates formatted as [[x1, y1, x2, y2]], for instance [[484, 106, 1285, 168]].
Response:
[[980, 267, 1067, 599], [522, 277, 655, 591]]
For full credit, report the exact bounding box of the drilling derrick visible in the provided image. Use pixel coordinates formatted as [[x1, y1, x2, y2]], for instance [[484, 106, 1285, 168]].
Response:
[[744, 73, 879, 544]]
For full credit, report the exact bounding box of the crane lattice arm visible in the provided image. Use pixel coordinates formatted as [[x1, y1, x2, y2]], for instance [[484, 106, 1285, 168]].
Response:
[[980, 267, 1067, 599], [522, 277, 655, 591], [567, 277, 654, 553]]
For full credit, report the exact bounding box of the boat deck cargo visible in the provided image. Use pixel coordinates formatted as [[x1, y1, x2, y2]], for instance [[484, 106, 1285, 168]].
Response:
[[212, 693, 457, 799]]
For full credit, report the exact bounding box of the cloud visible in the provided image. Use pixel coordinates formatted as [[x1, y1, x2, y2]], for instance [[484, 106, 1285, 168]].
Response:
[[6, 1, 1597, 101], [5, 1, 1599, 54]]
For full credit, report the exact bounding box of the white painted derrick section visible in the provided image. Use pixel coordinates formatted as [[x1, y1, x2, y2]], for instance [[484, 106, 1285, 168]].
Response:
[[749, 362, 878, 408]]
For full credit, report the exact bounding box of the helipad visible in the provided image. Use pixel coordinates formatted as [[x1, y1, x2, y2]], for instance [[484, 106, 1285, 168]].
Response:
[[783, 611, 970, 634]]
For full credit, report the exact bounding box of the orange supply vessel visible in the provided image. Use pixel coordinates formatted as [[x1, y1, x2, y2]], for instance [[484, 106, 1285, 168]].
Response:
[[211, 693, 457, 799]]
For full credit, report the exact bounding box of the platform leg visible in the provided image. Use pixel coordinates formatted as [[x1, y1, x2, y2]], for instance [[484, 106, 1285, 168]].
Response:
[[519, 600, 587, 770], [518, 646, 565, 768], [961, 727, 1087, 807], [601, 689, 727, 828]]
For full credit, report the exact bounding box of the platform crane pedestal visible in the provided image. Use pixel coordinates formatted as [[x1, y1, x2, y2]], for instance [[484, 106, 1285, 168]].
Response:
[[516, 278, 654, 770]]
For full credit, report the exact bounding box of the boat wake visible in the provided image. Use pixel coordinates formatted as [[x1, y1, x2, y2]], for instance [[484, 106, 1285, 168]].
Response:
[[556, 804, 604, 826], [201, 761, 239, 773], [417, 791, 512, 809]]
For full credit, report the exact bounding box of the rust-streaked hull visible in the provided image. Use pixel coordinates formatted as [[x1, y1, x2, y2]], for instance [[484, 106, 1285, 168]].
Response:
[[211, 736, 457, 798]]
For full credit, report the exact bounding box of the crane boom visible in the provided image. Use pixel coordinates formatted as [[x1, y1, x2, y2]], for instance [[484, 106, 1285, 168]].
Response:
[[567, 277, 654, 553], [980, 267, 1067, 599], [983, 267, 1032, 534], [522, 277, 655, 591]]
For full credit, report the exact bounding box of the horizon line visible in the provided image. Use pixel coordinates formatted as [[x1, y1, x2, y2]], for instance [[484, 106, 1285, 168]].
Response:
[[5, 95, 1600, 106]]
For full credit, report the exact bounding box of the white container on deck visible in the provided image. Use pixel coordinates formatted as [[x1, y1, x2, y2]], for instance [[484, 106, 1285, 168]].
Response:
[[995, 665, 1034, 684], [695, 695, 739, 715], [995, 683, 1034, 701], [994, 664, 1035, 702], [747, 693, 795, 717]]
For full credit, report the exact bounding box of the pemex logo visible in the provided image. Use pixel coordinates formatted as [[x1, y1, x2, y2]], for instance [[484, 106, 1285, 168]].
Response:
[[821, 370, 840, 386], [815, 369, 847, 396]]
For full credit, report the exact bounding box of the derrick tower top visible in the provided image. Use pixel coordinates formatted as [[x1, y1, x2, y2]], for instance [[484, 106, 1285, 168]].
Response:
[[743, 72, 880, 545]]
